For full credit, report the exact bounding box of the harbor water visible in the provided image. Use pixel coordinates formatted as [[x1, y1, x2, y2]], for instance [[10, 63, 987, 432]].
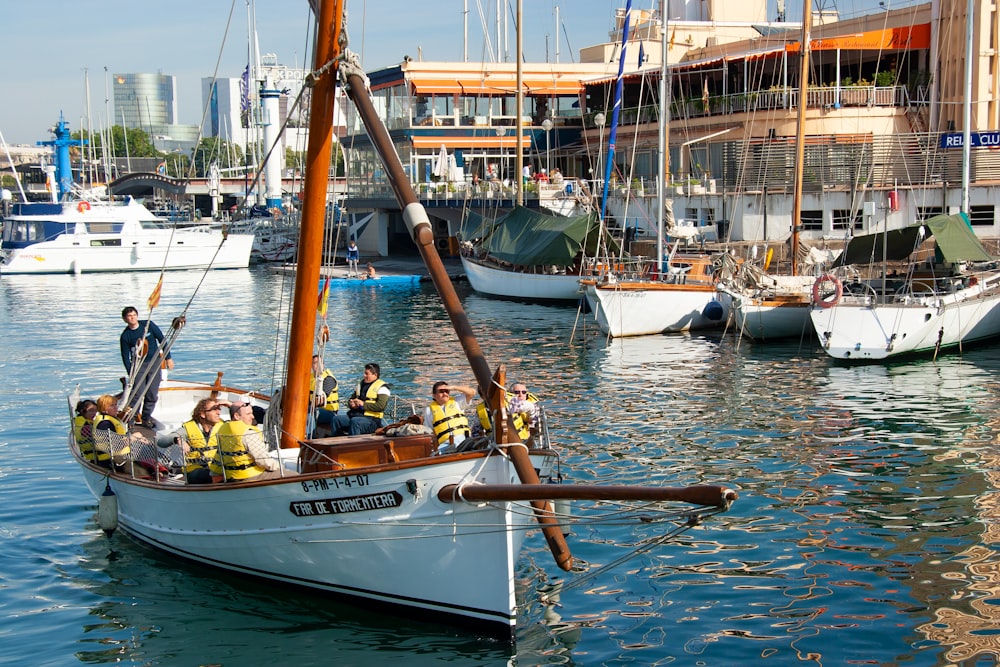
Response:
[[3, 267, 1000, 665]]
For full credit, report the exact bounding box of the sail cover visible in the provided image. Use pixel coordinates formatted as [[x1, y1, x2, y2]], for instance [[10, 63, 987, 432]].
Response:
[[462, 206, 602, 266], [833, 213, 994, 266]]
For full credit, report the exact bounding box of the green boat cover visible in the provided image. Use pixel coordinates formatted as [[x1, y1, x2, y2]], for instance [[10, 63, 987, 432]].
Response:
[[460, 206, 607, 266], [833, 212, 995, 266]]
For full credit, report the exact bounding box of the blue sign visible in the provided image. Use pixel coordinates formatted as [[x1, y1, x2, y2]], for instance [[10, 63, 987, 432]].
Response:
[[939, 131, 1000, 148]]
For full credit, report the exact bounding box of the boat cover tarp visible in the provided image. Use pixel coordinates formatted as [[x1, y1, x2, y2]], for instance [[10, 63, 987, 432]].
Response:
[[462, 206, 605, 266], [833, 213, 994, 266]]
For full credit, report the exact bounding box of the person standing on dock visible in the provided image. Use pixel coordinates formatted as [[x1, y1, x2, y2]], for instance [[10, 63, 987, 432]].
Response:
[[346, 239, 360, 276]]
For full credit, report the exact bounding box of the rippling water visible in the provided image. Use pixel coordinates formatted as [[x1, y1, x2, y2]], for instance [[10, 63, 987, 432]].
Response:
[[3, 268, 1000, 665]]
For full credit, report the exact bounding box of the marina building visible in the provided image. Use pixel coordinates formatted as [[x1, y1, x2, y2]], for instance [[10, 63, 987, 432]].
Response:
[[339, 0, 1000, 257]]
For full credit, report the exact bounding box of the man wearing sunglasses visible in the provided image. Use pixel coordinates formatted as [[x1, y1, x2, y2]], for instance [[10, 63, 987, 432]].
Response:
[[423, 381, 477, 453]]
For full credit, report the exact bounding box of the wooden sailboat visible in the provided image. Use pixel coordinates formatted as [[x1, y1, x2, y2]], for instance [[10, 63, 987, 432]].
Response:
[[581, 0, 729, 338], [716, 0, 820, 341], [67, 0, 736, 638]]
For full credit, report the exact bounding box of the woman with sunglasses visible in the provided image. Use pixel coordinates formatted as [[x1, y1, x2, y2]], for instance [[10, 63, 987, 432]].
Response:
[[171, 397, 230, 484]]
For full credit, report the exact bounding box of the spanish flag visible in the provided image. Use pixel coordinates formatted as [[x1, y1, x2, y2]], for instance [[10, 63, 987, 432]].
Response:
[[317, 277, 330, 319], [147, 275, 163, 311]]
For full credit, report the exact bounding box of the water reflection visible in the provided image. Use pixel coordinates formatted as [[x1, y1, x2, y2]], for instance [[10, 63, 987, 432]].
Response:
[[7, 269, 1000, 664]]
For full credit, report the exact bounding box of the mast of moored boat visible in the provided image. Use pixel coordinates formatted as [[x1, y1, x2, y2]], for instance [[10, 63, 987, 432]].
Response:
[[515, 0, 524, 207], [789, 0, 811, 277], [657, 0, 668, 270], [280, 0, 346, 450]]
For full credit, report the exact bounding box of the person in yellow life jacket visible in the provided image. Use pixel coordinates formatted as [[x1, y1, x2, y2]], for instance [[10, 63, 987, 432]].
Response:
[[92, 393, 155, 476], [423, 382, 476, 453], [311, 355, 349, 436], [345, 363, 391, 435], [209, 401, 281, 482], [170, 397, 228, 484], [73, 399, 99, 462], [475, 382, 538, 442]]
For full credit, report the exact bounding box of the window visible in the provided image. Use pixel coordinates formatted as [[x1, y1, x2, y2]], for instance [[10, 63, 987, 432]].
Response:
[[801, 210, 824, 232], [832, 209, 862, 231], [916, 206, 944, 221], [969, 205, 994, 227]]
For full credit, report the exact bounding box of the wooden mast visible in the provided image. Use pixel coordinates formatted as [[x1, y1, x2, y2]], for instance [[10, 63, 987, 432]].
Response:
[[790, 0, 811, 277], [340, 52, 573, 572], [280, 0, 346, 450]]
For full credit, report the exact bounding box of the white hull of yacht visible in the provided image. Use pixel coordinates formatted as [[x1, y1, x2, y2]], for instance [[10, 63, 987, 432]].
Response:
[[73, 380, 554, 634], [721, 276, 816, 341], [584, 281, 730, 337], [1, 200, 253, 274], [809, 280, 1000, 360], [461, 255, 583, 301]]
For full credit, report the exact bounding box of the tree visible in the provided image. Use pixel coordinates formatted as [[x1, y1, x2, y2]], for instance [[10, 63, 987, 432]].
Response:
[[191, 137, 245, 178], [72, 126, 161, 159]]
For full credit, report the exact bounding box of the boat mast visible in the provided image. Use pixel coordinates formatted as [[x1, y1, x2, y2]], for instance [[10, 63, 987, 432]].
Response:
[[790, 0, 811, 276], [515, 0, 524, 206], [279, 0, 345, 450], [657, 0, 668, 270], [961, 0, 973, 214]]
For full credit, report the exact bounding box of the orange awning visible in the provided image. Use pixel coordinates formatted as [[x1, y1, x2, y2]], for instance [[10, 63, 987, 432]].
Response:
[[411, 136, 533, 149], [788, 23, 931, 52], [407, 72, 583, 96]]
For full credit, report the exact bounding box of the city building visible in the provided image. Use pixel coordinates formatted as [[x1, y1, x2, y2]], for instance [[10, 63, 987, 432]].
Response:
[[112, 72, 200, 153]]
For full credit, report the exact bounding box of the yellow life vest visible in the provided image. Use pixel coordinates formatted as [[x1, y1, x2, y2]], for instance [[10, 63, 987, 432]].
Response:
[[475, 402, 530, 441], [181, 420, 222, 473], [74, 415, 99, 462], [311, 369, 339, 412], [209, 420, 265, 481], [92, 412, 131, 459], [356, 378, 387, 419], [429, 400, 470, 445]]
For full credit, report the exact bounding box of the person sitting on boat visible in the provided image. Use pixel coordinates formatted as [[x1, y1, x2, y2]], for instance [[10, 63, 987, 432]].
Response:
[[120, 306, 173, 428], [170, 397, 229, 484], [92, 393, 152, 477], [534, 168, 549, 183], [475, 383, 538, 442], [73, 399, 99, 462], [311, 355, 349, 437], [549, 168, 564, 185], [345, 363, 390, 435], [423, 382, 477, 454], [209, 401, 281, 482], [346, 240, 360, 277]]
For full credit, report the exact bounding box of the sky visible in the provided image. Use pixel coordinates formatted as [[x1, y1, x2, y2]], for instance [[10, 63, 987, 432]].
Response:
[[1, 0, 901, 146]]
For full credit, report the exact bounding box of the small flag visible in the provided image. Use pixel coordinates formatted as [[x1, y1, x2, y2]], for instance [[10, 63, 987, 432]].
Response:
[[702, 78, 710, 114], [317, 277, 330, 319], [669, 26, 676, 48], [147, 275, 163, 311], [638, 42, 645, 65]]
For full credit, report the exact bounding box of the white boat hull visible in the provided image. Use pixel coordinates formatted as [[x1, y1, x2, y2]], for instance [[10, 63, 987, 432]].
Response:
[[73, 380, 554, 634], [584, 281, 730, 337], [809, 283, 1000, 360], [1, 200, 253, 274], [461, 256, 583, 301]]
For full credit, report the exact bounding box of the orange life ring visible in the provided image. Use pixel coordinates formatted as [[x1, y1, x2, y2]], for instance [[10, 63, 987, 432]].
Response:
[[812, 274, 842, 308], [77, 201, 91, 213]]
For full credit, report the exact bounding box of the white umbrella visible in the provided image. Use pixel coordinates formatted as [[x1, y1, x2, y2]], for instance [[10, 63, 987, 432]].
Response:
[[433, 144, 449, 181]]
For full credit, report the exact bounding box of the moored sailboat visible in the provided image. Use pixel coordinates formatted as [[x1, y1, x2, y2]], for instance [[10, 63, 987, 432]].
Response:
[[809, 213, 1000, 360], [581, 1, 729, 338], [67, 0, 736, 638]]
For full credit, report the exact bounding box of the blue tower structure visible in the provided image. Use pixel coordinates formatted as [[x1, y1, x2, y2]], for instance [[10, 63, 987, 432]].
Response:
[[37, 113, 86, 201]]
